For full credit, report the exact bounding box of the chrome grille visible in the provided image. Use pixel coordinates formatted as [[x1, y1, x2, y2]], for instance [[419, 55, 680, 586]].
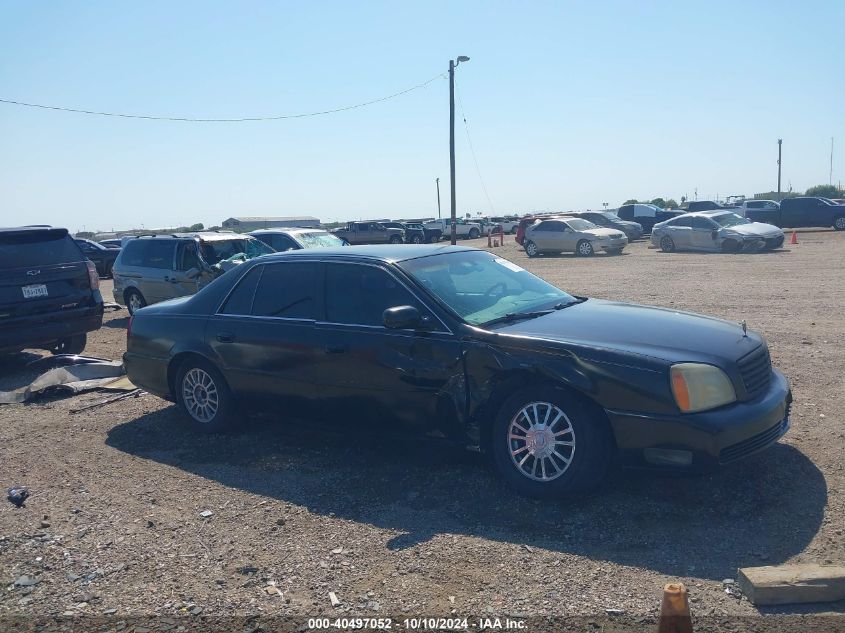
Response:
[[737, 345, 772, 399]]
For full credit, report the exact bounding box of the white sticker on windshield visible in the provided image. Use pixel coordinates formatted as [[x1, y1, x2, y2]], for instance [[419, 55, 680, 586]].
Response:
[[494, 258, 525, 272]]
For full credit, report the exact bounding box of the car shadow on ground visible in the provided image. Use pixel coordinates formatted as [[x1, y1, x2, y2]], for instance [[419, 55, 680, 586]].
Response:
[[106, 406, 827, 581], [103, 317, 129, 329]]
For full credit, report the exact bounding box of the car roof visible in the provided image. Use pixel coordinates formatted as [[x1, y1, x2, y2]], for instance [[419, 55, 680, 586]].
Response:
[[257, 244, 476, 263], [0, 225, 69, 236], [134, 231, 248, 242], [249, 227, 327, 235]]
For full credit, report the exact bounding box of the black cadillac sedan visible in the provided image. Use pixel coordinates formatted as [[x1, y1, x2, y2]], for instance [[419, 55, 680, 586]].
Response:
[[124, 245, 791, 497]]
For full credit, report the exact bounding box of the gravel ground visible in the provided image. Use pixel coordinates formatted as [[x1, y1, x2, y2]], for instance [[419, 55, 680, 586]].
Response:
[[1, 231, 843, 630]]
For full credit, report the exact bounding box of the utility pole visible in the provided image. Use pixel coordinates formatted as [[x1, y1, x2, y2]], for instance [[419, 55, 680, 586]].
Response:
[[449, 56, 470, 245], [436, 177, 442, 219], [830, 137, 834, 186], [777, 138, 783, 200]]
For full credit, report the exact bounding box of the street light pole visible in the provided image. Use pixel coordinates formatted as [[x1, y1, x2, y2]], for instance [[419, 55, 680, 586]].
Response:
[[436, 177, 442, 219], [449, 56, 470, 245], [777, 138, 783, 200]]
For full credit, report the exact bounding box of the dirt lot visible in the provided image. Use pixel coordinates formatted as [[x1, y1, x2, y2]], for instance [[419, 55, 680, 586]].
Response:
[[1, 231, 843, 629]]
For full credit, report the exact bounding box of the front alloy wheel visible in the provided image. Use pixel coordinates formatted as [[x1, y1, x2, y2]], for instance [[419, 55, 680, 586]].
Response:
[[507, 402, 575, 482], [834, 216, 845, 231], [577, 240, 595, 256], [660, 236, 675, 252], [411, 234, 423, 244], [491, 386, 612, 497], [524, 240, 539, 257]]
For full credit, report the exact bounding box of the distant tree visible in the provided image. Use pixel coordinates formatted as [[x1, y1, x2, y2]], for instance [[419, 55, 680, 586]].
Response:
[[190, 222, 204, 231], [650, 198, 666, 208], [207, 225, 222, 231], [622, 199, 639, 205], [681, 196, 687, 204], [804, 184, 841, 198], [664, 198, 679, 209]]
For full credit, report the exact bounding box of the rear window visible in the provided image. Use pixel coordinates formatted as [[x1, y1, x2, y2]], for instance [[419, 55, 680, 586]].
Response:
[[0, 230, 82, 268]]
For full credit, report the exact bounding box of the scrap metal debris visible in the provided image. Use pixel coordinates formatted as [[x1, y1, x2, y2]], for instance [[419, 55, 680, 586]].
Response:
[[25, 354, 111, 372], [0, 361, 134, 404], [69, 388, 144, 413], [6, 486, 30, 508]]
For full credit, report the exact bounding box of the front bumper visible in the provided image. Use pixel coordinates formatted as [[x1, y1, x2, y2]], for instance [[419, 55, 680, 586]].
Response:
[[598, 238, 628, 251], [607, 368, 791, 472]]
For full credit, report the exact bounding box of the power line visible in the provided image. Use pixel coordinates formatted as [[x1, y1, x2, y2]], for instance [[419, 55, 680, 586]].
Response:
[[0, 73, 446, 123], [454, 78, 495, 214]]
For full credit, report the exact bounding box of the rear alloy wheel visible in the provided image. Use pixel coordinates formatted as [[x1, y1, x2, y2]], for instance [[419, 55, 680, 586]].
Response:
[[468, 228, 480, 239], [524, 240, 539, 258], [491, 386, 612, 497], [834, 216, 845, 231], [660, 236, 675, 253], [51, 334, 87, 356], [176, 358, 237, 433], [576, 240, 595, 257], [125, 289, 146, 315]]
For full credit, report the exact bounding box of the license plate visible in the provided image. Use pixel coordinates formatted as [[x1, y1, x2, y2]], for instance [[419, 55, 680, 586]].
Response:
[[21, 284, 48, 299]]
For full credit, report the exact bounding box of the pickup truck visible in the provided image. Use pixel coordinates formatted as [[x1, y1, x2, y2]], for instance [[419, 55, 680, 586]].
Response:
[[424, 218, 482, 240], [744, 197, 845, 230], [332, 222, 405, 244]]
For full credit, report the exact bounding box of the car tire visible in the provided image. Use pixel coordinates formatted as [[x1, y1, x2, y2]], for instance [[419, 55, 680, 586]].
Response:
[[576, 240, 595, 257], [125, 289, 147, 315], [175, 357, 238, 433], [411, 234, 423, 244], [834, 216, 845, 231], [51, 334, 87, 356], [468, 228, 480, 239], [389, 235, 403, 244], [659, 236, 675, 253], [524, 240, 539, 258], [490, 385, 612, 498], [510, 226, 518, 234]]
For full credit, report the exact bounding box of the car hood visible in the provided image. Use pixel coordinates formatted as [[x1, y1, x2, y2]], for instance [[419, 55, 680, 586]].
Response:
[[581, 227, 627, 239], [493, 298, 762, 364], [720, 222, 782, 237]]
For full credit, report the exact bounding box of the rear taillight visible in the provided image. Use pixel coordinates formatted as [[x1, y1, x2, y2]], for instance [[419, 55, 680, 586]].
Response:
[[85, 261, 100, 290], [126, 316, 133, 345]]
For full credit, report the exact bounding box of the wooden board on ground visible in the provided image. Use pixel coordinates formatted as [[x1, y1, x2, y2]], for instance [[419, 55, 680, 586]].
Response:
[[738, 564, 845, 606]]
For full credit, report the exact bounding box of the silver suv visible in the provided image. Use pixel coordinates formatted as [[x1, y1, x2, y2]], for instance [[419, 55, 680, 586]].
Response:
[[112, 232, 273, 314]]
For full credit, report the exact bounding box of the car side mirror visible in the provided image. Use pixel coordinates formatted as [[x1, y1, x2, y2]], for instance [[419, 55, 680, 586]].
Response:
[[383, 305, 422, 329], [185, 267, 201, 279]]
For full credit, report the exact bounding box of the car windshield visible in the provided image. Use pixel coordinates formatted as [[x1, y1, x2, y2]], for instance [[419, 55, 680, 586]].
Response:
[[565, 218, 598, 231], [399, 250, 575, 326], [296, 231, 346, 248], [200, 237, 273, 265], [711, 213, 750, 227]]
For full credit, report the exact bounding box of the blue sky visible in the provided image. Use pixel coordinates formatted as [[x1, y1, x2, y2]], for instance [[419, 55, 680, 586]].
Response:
[[1, 1, 843, 232]]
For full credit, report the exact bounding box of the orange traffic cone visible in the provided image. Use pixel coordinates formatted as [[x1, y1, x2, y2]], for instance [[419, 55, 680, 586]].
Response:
[[790, 231, 798, 245], [658, 583, 693, 633]]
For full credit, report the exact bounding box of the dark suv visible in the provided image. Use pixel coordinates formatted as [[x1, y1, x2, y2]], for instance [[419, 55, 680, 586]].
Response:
[[0, 226, 104, 356]]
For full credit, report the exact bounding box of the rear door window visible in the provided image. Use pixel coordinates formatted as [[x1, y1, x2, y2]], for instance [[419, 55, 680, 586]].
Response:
[[0, 231, 82, 268], [251, 263, 318, 319], [692, 217, 714, 229]]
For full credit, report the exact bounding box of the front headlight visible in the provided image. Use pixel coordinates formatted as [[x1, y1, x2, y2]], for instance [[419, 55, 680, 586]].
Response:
[[670, 363, 736, 413]]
